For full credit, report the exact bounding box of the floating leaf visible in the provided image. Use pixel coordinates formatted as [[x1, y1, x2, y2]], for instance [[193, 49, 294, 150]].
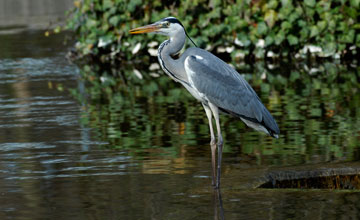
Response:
[[310, 26, 319, 38], [267, 0, 279, 9], [299, 28, 309, 41], [281, 0, 292, 8], [237, 32, 252, 47], [317, 21, 327, 32], [350, 0, 360, 8], [275, 32, 285, 45], [323, 41, 336, 54], [265, 34, 274, 46], [109, 16, 121, 26], [257, 22, 268, 35], [304, 0, 316, 7], [356, 34, 360, 47], [339, 30, 355, 43], [103, 0, 113, 9], [344, 6, 357, 19], [290, 71, 300, 82], [264, 9, 277, 28], [287, 35, 299, 45], [281, 21, 291, 30]]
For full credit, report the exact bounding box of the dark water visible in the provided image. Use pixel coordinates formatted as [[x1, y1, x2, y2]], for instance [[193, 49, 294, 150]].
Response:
[[1, 29, 360, 219], [0, 0, 73, 31]]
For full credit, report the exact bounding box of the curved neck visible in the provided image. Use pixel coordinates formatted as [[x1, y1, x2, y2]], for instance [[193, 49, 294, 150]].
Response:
[[158, 32, 188, 84], [162, 35, 185, 56]]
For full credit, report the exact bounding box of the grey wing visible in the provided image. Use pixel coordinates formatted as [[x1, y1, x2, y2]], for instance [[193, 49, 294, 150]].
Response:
[[184, 50, 279, 136]]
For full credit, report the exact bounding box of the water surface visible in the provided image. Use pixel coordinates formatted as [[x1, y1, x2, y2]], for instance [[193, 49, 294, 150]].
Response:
[[1, 29, 360, 219]]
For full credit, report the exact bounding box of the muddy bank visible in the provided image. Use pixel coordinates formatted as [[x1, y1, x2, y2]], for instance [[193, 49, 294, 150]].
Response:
[[225, 162, 360, 190]]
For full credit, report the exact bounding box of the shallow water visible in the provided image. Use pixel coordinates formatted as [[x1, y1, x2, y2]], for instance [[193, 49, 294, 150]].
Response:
[[1, 29, 360, 219]]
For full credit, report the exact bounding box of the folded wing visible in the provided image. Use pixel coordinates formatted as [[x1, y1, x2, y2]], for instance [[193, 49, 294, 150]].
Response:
[[184, 49, 279, 137]]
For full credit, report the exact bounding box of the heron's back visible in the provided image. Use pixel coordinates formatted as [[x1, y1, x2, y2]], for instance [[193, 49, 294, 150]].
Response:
[[182, 48, 280, 137]]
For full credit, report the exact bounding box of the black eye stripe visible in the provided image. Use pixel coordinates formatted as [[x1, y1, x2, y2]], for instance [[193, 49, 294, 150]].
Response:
[[159, 17, 197, 47], [161, 17, 184, 28]]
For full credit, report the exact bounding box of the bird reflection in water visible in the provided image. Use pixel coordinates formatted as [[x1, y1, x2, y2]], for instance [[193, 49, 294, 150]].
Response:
[[214, 189, 225, 220]]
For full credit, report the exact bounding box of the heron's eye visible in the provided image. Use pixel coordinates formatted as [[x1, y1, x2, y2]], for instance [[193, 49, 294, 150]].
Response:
[[165, 21, 170, 27]]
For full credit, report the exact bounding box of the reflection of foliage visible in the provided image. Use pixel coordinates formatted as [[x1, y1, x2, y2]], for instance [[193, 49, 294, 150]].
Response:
[[71, 63, 197, 159], [66, 0, 359, 63], [72, 62, 360, 166]]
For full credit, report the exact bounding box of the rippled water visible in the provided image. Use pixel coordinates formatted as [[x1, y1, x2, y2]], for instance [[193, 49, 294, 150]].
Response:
[[1, 30, 360, 219]]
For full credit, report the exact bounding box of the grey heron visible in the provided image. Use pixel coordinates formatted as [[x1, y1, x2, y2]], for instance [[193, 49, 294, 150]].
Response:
[[130, 17, 279, 188]]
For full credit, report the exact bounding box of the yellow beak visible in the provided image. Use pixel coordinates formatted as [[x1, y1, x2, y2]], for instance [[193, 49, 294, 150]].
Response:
[[129, 24, 160, 34]]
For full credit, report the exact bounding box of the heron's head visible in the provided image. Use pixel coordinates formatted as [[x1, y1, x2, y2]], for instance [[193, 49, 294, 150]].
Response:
[[130, 17, 185, 37]]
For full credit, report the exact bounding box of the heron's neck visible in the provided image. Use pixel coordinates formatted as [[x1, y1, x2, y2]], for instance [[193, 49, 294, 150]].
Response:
[[158, 34, 187, 84]]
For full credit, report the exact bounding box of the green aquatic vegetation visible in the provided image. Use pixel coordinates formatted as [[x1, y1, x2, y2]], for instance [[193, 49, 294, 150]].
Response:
[[66, 0, 359, 63]]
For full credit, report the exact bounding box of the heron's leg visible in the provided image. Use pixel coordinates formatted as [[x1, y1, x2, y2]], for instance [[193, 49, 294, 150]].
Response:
[[209, 103, 223, 189], [202, 103, 216, 186]]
